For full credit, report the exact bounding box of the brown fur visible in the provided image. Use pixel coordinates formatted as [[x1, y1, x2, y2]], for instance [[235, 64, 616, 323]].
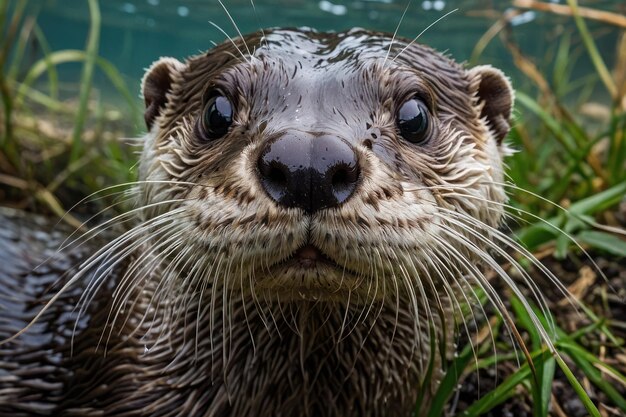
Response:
[[0, 28, 513, 416]]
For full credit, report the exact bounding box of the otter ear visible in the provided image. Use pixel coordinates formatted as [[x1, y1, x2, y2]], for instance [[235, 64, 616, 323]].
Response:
[[141, 57, 185, 130], [467, 65, 514, 144]]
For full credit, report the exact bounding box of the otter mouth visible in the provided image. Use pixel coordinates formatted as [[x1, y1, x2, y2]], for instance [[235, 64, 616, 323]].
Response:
[[287, 244, 340, 270], [253, 243, 368, 301]]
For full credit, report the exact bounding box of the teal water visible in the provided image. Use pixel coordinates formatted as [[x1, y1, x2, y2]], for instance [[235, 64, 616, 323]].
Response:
[[29, 0, 624, 108]]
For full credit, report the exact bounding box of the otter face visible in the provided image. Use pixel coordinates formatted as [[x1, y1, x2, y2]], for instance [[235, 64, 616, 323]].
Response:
[[137, 28, 513, 305]]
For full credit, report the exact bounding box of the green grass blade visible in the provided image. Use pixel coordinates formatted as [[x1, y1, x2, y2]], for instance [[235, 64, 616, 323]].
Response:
[[565, 0, 617, 98], [510, 297, 555, 417], [426, 343, 475, 417], [576, 230, 626, 257], [537, 356, 555, 417], [561, 346, 626, 412], [7, 15, 35, 81], [70, 0, 101, 162], [15, 50, 137, 121], [0, 0, 28, 149], [607, 112, 626, 183], [15, 49, 82, 106], [510, 296, 541, 349], [459, 357, 538, 417], [552, 32, 571, 97], [0, 1, 8, 37], [515, 92, 577, 157], [554, 354, 602, 417], [569, 181, 626, 216], [33, 23, 59, 99], [514, 217, 561, 252], [95, 57, 139, 122], [559, 341, 626, 390], [9, 80, 65, 112], [0, 0, 27, 67], [518, 181, 626, 252]]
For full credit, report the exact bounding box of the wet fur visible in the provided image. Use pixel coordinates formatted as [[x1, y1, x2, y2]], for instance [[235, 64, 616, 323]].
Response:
[[1, 28, 516, 416]]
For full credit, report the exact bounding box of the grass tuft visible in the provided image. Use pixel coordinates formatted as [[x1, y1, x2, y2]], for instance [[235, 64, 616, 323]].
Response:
[[0, 0, 139, 220]]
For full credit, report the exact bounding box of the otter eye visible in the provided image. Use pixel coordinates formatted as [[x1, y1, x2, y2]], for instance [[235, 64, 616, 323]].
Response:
[[397, 98, 430, 144], [201, 95, 233, 140]]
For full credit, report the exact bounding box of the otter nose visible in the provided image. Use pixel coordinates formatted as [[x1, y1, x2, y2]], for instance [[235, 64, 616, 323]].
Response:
[[257, 133, 359, 213]]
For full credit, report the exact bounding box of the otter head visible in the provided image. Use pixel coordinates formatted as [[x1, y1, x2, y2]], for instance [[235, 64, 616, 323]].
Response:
[[137, 29, 512, 306], [72, 28, 520, 416]]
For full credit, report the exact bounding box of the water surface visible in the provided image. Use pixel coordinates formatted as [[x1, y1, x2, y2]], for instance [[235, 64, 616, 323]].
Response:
[[31, 0, 624, 109]]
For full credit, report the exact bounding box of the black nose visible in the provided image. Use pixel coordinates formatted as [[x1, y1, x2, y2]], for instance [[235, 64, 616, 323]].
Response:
[[257, 133, 360, 213]]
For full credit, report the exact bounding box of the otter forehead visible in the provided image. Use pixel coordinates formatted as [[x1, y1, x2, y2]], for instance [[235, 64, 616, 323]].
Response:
[[257, 28, 395, 69], [256, 28, 458, 72], [188, 28, 469, 136]]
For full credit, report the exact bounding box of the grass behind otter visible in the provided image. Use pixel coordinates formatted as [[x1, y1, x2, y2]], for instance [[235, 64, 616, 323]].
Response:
[[0, 0, 140, 225], [500, 3, 626, 258], [433, 2, 626, 416], [1, 1, 625, 416]]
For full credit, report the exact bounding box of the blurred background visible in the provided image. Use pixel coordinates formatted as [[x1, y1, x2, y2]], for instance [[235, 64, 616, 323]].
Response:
[[25, 0, 625, 107]]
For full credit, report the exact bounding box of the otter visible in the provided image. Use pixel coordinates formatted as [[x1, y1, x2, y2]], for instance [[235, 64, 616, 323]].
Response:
[[0, 28, 515, 416]]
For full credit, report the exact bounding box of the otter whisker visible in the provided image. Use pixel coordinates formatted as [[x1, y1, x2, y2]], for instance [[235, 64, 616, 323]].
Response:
[[208, 21, 247, 64], [382, 0, 413, 67], [238, 257, 257, 357], [437, 210, 552, 307], [498, 180, 626, 237], [356, 244, 379, 329], [337, 249, 354, 342], [338, 243, 377, 341], [217, 0, 253, 60], [420, 247, 464, 353], [1, 207, 180, 346], [437, 192, 595, 308], [440, 209, 557, 319], [401, 246, 437, 344], [53, 179, 202, 238], [428, 229, 523, 367], [423, 241, 493, 381], [392, 7, 458, 62], [172, 245, 207, 346], [248, 0, 267, 48], [436, 180, 613, 285], [222, 245, 239, 370], [406, 181, 606, 311], [392, 252, 424, 373], [141, 232, 197, 345], [338, 245, 387, 382], [249, 248, 273, 338], [412, 248, 453, 360], [55, 197, 190, 258], [437, 223, 556, 355], [102, 209, 189, 312], [74, 215, 185, 353], [394, 261, 422, 362], [103, 223, 189, 349], [193, 250, 218, 362], [188, 255, 222, 373], [204, 239, 229, 370]]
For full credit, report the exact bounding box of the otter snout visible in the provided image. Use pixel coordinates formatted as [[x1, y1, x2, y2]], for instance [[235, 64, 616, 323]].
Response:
[[257, 133, 360, 213]]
